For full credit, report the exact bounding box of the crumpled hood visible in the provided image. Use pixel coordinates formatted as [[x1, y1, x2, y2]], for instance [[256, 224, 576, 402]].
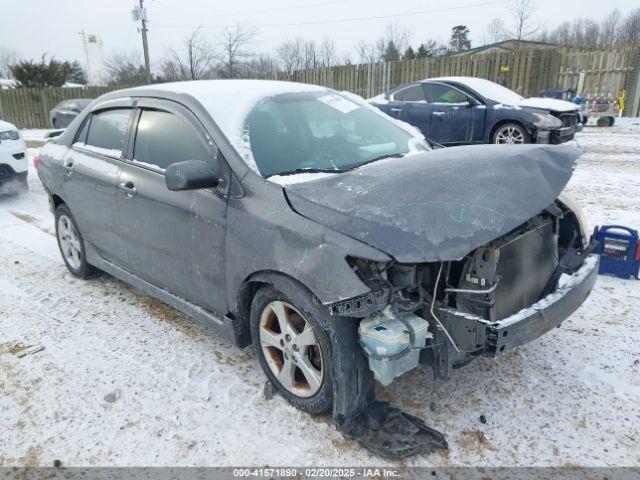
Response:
[[284, 144, 580, 263], [517, 97, 579, 113]]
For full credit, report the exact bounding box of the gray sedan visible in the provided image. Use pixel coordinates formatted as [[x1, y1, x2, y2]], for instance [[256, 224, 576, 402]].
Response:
[[35, 80, 598, 457]]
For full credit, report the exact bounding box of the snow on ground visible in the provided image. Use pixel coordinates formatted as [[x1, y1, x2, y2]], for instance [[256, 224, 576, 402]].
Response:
[[1, 127, 639, 467]]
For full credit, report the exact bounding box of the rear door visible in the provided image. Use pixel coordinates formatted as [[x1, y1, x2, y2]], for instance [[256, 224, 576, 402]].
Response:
[[423, 82, 486, 144], [383, 84, 431, 137], [61, 99, 135, 265], [116, 98, 228, 313]]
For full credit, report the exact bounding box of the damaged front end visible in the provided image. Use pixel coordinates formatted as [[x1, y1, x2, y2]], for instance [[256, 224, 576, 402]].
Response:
[[330, 199, 598, 385]]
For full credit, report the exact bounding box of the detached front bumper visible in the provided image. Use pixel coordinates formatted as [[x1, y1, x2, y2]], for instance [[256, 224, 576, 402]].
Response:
[[536, 126, 577, 144], [439, 254, 599, 357]]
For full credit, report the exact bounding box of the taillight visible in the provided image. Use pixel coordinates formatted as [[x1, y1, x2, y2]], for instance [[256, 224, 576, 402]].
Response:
[[636, 241, 640, 262], [33, 152, 40, 169]]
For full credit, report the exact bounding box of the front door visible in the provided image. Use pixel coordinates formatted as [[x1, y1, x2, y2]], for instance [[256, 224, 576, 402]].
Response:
[[423, 82, 487, 144], [116, 99, 228, 313]]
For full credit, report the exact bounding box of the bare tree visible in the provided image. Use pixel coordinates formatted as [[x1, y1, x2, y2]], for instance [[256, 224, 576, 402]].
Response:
[[318, 38, 337, 67], [356, 41, 380, 64], [303, 40, 320, 70], [620, 7, 640, 49], [105, 51, 147, 85], [582, 19, 601, 46], [383, 22, 412, 53], [0, 47, 19, 79], [276, 38, 305, 75], [483, 18, 510, 44], [276, 38, 335, 73], [355, 22, 413, 64], [244, 54, 279, 79], [218, 23, 255, 78], [600, 9, 621, 46], [160, 28, 217, 81], [509, 0, 538, 42]]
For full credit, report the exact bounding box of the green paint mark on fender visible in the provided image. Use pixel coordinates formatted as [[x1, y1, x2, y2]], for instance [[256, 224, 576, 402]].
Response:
[[449, 207, 465, 223]]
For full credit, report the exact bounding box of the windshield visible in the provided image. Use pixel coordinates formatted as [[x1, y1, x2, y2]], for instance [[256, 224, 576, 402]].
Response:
[[245, 92, 425, 177]]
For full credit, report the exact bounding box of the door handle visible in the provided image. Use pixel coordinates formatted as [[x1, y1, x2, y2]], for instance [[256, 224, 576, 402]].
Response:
[[62, 160, 74, 173], [390, 108, 402, 112], [118, 182, 137, 198], [432, 111, 445, 116]]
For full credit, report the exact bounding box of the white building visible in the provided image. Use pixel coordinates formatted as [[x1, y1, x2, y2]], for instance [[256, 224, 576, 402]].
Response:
[[81, 33, 108, 86]]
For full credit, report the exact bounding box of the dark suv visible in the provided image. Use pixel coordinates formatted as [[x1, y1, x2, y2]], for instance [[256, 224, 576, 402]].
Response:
[[36, 81, 598, 445]]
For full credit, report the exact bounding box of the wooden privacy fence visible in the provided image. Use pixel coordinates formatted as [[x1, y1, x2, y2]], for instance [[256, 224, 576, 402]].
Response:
[[1, 46, 639, 128], [276, 46, 640, 115], [0, 86, 123, 129]]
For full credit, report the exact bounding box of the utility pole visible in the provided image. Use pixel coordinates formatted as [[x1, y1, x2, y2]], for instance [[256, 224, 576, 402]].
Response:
[[133, 0, 151, 83]]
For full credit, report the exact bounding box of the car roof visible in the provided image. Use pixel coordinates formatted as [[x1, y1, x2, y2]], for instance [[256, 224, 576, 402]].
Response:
[[0, 119, 16, 131], [420, 76, 484, 84], [130, 79, 329, 118]]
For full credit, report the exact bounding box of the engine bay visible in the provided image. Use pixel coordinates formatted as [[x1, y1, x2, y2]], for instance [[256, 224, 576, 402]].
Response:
[[335, 200, 595, 385]]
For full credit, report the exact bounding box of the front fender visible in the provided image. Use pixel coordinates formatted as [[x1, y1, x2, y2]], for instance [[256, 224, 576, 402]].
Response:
[[224, 176, 391, 319]]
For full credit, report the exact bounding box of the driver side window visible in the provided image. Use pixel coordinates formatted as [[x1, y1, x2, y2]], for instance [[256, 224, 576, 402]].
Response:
[[132, 109, 215, 171]]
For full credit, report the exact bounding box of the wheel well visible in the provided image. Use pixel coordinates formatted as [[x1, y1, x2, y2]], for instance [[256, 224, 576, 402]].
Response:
[[490, 119, 530, 140], [234, 272, 320, 347], [51, 194, 65, 209]]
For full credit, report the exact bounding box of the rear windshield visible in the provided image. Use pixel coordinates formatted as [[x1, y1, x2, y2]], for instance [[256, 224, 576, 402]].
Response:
[[245, 92, 424, 177]]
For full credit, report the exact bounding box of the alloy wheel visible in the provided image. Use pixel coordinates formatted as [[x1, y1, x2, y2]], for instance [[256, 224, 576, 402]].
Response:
[[57, 214, 82, 270], [259, 300, 324, 398], [494, 126, 526, 144]]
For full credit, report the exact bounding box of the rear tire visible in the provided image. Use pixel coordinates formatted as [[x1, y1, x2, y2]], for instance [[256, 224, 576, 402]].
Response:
[[250, 285, 334, 414], [492, 123, 531, 144], [55, 204, 98, 279]]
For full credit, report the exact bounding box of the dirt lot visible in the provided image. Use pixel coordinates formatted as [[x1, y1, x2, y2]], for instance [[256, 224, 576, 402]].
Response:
[[1, 124, 639, 467]]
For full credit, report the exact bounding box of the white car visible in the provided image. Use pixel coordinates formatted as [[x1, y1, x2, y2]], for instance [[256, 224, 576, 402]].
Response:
[[0, 119, 28, 193]]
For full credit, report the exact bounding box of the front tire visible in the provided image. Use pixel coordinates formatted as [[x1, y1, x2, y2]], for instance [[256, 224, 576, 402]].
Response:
[[492, 123, 531, 144], [55, 204, 97, 279], [250, 285, 334, 414]]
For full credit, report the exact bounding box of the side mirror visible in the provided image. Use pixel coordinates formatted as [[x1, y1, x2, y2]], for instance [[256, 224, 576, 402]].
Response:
[[467, 97, 481, 107], [165, 160, 220, 191]]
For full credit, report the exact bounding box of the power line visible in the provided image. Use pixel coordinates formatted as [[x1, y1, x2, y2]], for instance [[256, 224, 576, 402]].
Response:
[[153, 0, 349, 22], [153, 0, 507, 30]]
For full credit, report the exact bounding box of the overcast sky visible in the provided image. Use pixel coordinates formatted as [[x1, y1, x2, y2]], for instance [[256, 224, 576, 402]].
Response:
[[2, 0, 638, 69]]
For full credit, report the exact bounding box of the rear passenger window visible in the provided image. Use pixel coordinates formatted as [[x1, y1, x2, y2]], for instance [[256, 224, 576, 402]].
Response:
[[394, 85, 425, 102], [85, 108, 132, 154], [133, 109, 212, 171]]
